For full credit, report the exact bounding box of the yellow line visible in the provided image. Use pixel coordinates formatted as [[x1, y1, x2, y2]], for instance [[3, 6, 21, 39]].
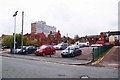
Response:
[[91, 47, 113, 65]]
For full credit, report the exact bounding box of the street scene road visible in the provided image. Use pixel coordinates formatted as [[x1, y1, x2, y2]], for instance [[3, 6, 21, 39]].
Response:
[[0, 46, 119, 78], [0, 0, 119, 79], [2, 56, 118, 78]]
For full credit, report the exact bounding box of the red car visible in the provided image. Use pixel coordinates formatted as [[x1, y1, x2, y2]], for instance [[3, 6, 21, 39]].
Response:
[[34, 45, 56, 56]]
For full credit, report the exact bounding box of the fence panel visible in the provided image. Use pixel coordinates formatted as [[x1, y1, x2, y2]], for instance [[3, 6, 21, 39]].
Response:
[[92, 45, 113, 62]]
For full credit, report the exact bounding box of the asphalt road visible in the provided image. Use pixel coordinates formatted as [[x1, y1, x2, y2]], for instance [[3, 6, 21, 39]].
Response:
[[2, 56, 118, 78]]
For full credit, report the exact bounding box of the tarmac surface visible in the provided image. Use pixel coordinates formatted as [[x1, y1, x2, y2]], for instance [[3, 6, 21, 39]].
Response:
[[0, 46, 119, 68], [1, 52, 91, 65], [2, 56, 118, 78]]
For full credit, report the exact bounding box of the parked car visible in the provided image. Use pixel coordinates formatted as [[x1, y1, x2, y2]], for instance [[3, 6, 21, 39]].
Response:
[[34, 45, 56, 56], [12, 48, 21, 54], [53, 42, 68, 50], [104, 42, 111, 45], [75, 41, 89, 48], [61, 45, 82, 57], [91, 44, 103, 47], [18, 46, 37, 54], [2, 46, 10, 50]]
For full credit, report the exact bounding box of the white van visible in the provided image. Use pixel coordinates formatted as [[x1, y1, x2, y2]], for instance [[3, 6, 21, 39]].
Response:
[[75, 41, 89, 47]]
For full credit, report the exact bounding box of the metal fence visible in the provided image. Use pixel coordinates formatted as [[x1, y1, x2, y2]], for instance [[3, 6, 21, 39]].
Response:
[[92, 45, 113, 62]]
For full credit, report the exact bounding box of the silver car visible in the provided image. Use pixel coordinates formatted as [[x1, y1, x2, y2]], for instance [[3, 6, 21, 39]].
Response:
[[61, 45, 82, 57], [54, 42, 68, 50]]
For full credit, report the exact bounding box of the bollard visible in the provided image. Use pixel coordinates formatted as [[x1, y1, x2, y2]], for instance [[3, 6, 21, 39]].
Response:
[[92, 48, 95, 62]]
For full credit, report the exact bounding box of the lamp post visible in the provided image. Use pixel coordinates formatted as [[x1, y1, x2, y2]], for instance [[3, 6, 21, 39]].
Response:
[[13, 11, 18, 54], [21, 11, 24, 53]]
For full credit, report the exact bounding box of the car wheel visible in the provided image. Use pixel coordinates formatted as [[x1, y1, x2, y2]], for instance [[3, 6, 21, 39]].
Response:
[[35, 53, 38, 56], [80, 52, 82, 55], [61, 55, 65, 58], [61, 54, 64, 58], [42, 53, 46, 56], [26, 52, 28, 55], [80, 50, 82, 55], [72, 53, 75, 57], [67, 54, 71, 57], [52, 51, 55, 54]]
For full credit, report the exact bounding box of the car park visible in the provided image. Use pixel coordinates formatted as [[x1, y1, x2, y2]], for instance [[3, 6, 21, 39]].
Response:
[[61, 45, 82, 57], [53, 42, 68, 50], [34, 45, 56, 56]]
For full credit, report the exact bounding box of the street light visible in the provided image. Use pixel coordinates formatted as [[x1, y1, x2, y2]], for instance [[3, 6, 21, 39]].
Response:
[[13, 11, 18, 54]]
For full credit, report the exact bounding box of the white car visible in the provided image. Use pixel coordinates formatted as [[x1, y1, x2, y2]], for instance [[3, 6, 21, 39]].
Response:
[[61, 45, 82, 57], [12, 48, 21, 54], [91, 44, 103, 47], [75, 41, 89, 47], [54, 42, 68, 50]]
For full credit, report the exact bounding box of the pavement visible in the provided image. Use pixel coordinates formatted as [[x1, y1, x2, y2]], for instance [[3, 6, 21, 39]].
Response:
[[94, 46, 120, 68], [0, 50, 91, 65]]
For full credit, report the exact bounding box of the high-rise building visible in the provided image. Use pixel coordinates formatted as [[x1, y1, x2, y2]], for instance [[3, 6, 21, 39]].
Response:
[[31, 21, 56, 36], [31, 23, 36, 33]]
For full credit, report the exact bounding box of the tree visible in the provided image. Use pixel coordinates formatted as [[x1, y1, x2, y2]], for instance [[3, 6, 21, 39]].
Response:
[[2, 34, 29, 48], [23, 36, 29, 46], [2, 36, 13, 47], [74, 35, 79, 42]]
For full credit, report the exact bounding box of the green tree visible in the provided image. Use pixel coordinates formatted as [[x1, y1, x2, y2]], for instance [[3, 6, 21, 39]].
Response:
[[23, 36, 29, 46], [74, 34, 79, 42], [2, 34, 29, 48], [2, 36, 13, 47]]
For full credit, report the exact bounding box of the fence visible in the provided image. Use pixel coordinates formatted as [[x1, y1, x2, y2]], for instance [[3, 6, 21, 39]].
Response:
[[92, 45, 113, 62]]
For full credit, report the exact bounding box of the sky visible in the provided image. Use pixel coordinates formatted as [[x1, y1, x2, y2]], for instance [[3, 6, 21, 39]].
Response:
[[0, 0, 119, 38]]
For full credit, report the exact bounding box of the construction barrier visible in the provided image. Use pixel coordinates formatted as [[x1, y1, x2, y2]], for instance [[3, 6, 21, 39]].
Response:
[[92, 45, 113, 62]]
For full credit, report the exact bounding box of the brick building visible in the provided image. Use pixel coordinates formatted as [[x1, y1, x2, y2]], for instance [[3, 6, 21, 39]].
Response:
[[24, 30, 62, 46]]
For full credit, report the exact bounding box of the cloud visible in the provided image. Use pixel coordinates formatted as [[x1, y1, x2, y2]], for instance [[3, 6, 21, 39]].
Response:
[[0, 0, 119, 38]]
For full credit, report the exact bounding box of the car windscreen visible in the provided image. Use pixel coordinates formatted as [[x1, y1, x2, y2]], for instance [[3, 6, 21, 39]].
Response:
[[58, 44, 62, 46], [66, 46, 74, 50], [40, 45, 47, 50]]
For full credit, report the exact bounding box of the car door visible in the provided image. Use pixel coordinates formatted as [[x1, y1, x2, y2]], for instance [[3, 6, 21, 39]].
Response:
[[45, 47, 51, 54], [28, 46, 33, 54], [74, 48, 79, 56], [50, 47, 54, 53]]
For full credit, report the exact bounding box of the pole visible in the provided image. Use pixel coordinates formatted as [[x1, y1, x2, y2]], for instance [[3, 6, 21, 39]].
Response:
[[21, 11, 24, 52], [13, 11, 18, 54], [67, 33, 68, 44], [13, 16, 16, 54]]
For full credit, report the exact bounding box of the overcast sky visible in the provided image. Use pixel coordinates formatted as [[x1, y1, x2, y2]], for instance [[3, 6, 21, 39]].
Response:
[[0, 0, 119, 38]]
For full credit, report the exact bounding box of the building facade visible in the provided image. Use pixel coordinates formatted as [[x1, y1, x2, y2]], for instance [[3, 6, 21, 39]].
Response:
[[24, 30, 62, 46], [31, 21, 56, 36], [31, 23, 36, 33]]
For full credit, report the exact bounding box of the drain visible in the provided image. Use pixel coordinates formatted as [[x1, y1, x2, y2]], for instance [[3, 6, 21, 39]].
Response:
[[58, 74, 66, 76]]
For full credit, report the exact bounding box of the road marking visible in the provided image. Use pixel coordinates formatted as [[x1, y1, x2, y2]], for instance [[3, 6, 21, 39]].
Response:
[[91, 47, 113, 65], [108, 64, 119, 66]]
